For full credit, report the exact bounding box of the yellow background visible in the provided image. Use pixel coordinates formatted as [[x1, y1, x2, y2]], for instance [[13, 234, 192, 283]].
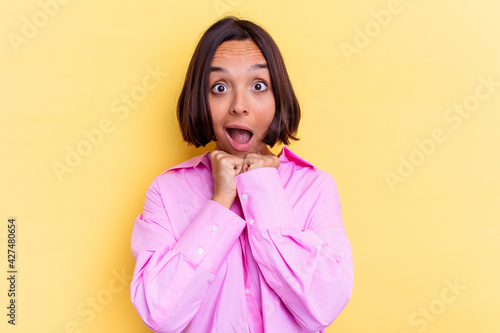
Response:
[[1, 0, 499, 332]]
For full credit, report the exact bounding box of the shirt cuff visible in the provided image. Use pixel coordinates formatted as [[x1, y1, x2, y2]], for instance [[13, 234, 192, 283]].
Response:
[[234, 167, 297, 234], [174, 200, 246, 274]]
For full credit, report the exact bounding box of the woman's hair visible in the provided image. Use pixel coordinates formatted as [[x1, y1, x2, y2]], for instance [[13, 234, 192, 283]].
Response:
[[177, 16, 300, 147]]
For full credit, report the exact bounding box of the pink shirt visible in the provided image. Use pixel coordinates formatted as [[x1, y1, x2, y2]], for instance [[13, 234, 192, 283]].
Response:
[[130, 147, 353, 333]]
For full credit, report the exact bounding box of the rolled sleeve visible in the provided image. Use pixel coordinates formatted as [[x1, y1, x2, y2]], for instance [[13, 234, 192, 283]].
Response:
[[174, 200, 246, 274]]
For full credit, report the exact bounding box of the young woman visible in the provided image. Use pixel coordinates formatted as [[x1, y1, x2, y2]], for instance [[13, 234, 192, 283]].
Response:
[[131, 16, 353, 333]]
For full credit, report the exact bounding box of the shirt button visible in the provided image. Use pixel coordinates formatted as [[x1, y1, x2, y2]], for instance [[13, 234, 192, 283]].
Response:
[[244, 288, 250, 295], [249, 219, 255, 225], [196, 248, 204, 255], [241, 193, 248, 200], [211, 225, 218, 232]]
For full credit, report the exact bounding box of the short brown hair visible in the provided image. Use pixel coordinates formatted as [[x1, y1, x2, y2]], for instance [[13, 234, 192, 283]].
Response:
[[177, 16, 300, 147]]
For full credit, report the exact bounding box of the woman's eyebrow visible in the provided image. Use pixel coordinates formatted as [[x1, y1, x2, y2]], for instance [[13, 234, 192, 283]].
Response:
[[210, 66, 227, 73], [249, 63, 268, 71], [209, 63, 268, 74]]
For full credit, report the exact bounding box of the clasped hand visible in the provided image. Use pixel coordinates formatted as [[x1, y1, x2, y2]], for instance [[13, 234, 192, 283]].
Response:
[[210, 150, 280, 209]]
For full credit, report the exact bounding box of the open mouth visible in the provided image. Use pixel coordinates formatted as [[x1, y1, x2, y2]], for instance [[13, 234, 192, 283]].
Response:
[[226, 127, 253, 144]]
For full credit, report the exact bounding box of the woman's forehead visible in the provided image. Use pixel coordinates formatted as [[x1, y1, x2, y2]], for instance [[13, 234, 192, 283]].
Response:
[[212, 40, 266, 61]]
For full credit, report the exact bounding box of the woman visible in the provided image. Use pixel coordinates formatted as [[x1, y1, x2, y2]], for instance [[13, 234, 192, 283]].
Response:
[[131, 16, 353, 333]]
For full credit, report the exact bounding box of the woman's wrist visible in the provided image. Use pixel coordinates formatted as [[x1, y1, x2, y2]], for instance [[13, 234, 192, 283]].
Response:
[[211, 194, 234, 210]]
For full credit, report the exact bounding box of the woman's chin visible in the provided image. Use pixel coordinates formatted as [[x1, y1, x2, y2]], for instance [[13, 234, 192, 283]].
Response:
[[215, 142, 264, 157]]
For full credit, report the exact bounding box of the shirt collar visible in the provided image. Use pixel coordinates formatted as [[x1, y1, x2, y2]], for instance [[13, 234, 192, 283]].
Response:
[[160, 151, 211, 175], [279, 146, 317, 169], [160, 146, 316, 175]]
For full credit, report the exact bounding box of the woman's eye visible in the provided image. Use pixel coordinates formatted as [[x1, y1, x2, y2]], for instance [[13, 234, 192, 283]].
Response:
[[212, 83, 227, 93], [252, 81, 267, 91]]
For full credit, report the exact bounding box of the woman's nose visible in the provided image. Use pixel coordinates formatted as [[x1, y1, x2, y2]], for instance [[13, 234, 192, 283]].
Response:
[[230, 89, 249, 114]]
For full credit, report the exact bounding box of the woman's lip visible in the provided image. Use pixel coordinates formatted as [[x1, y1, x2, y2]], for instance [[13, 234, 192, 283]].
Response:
[[225, 128, 254, 152], [225, 124, 254, 134]]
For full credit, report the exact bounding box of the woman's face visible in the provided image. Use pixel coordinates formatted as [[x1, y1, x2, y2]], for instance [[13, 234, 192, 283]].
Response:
[[208, 39, 275, 158]]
